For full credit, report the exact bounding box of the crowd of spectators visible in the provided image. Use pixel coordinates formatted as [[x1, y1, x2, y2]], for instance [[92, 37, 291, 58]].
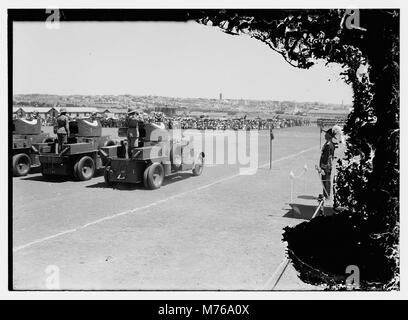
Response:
[[15, 111, 312, 131], [175, 116, 311, 130], [115, 112, 311, 130]]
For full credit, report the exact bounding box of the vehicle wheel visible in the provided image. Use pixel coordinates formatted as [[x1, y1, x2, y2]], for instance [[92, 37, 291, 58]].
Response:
[[192, 153, 204, 176], [104, 166, 115, 187], [144, 163, 164, 189], [143, 165, 150, 189], [75, 156, 95, 181], [13, 153, 31, 176], [72, 162, 79, 180]]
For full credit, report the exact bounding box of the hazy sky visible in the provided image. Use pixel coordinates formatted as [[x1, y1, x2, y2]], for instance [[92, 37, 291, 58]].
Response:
[[13, 21, 353, 104]]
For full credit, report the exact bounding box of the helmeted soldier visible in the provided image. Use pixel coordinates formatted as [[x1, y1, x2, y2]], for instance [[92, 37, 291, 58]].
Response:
[[125, 108, 140, 158], [26, 110, 39, 121], [152, 111, 166, 129], [126, 108, 138, 123], [56, 107, 70, 153], [32, 110, 40, 120], [89, 112, 98, 122]]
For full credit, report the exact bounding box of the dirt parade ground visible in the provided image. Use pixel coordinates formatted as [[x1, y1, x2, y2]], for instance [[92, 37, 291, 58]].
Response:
[[12, 126, 330, 290]]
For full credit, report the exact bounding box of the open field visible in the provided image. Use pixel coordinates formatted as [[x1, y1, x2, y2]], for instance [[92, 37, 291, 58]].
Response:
[[12, 126, 331, 290]]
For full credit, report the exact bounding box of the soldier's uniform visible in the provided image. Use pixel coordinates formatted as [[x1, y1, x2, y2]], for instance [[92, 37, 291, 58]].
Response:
[[319, 129, 335, 199], [56, 108, 70, 153], [27, 110, 40, 121], [89, 112, 98, 122], [125, 108, 139, 158]]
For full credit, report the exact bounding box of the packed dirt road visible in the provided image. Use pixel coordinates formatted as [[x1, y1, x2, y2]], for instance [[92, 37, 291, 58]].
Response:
[[13, 126, 325, 290]]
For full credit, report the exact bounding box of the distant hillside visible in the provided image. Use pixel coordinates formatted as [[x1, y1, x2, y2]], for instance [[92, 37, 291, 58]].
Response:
[[13, 94, 351, 115]]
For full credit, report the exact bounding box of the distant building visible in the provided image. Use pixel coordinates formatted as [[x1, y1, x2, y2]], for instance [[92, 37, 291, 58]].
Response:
[[12, 106, 117, 119], [13, 107, 25, 118], [13, 106, 58, 119], [53, 107, 100, 118], [113, 108, 129, 118]]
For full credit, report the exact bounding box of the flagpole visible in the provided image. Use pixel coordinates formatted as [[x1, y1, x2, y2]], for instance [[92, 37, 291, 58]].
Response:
[[270, 136, 272, 170], [319, 122, 322, 149], [320, 127, 322, 149], [269, 127, 274, 170]]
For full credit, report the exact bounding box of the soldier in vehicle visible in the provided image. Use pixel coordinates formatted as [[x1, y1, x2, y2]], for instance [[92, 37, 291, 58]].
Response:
[[56, 107, 70, 153], [152, 111, 166, 129], [89, 112, 98, 122], [126, 108, 138, 125], [30, 110, 40, 120], [26, 110, 39, 121], [32, 110, 42, 124], [125, 108, 140, 158]]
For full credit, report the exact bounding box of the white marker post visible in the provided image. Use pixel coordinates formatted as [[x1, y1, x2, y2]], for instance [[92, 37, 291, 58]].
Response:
[[289, 171, 295, 203], [303, 164, 308, 193]]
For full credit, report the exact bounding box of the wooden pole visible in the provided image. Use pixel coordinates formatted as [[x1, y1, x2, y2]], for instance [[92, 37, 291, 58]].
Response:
[[269, 127, 274, 170], [269, 137, 272, 170], [319, 126, 322, 149]]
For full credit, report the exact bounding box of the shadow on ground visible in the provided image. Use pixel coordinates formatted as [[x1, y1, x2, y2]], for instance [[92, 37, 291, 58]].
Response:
[[297, 195, 318, 200], [162, 172, 197, 186], [20, 175, 70, 183], [20, 169, 106, 183], [86, 172, 197, 190], [284, 202, 335, 220]]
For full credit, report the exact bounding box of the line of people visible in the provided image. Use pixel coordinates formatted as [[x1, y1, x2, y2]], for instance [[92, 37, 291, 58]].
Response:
[[15, 111, 312, 131], [104, 113, 312, 130]]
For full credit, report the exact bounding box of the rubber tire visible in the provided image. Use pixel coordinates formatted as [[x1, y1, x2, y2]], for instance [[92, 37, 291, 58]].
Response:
[[104, 166, 114, 187], [144, 163, 164, 190], [143, 165, 150, 189], [75, 156, 95, 181], [13, 153, 31, 177], [72, 162, 79, 181], [192, 153, 204, 176]]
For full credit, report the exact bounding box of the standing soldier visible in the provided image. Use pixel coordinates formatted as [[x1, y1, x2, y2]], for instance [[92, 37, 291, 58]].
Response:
[[89, 112, 98, 122], [319, 128, 336, 199], [26, 110, 38, 121], [56, 107, 70, 153], [125, 108, 139, 158], [126, 108, 138, 126], [32, 110, 42, 125], [32, 110, 40, 120]]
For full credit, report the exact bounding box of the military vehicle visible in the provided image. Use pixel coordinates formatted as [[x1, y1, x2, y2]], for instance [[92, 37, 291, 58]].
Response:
[[39, 118, 121, 181], [12, 118, 53, 176], [104, 119, 204, 189]]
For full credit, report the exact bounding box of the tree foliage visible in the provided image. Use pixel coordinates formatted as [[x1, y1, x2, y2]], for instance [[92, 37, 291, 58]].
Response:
[[193, 9, 399, 288]]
